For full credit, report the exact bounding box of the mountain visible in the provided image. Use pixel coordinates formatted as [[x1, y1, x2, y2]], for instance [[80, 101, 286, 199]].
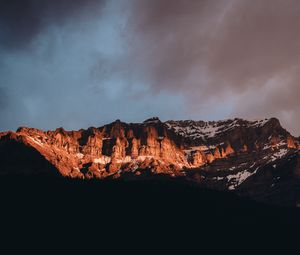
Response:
[[0, 117, 299, 207]]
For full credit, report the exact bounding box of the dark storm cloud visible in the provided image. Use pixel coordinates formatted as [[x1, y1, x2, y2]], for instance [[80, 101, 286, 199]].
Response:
[[112, 0, 300, 135], [124, 0, 300, 90], [120, 0, 225, 93], [0, 0, 105, 50]]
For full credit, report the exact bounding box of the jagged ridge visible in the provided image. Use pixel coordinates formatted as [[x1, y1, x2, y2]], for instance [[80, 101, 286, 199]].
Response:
[[0, 117, 299, 205]]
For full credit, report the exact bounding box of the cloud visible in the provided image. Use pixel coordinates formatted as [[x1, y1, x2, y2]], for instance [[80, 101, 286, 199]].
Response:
[[0, 87, 7, 108], [112, 0, 300, 135], [0, 0, 106, 50], [0, 0, 186, 131], [0, 0, 299, 136]]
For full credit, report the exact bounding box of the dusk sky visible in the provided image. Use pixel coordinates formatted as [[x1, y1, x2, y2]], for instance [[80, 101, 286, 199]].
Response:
[[0, 0, 299, 135]]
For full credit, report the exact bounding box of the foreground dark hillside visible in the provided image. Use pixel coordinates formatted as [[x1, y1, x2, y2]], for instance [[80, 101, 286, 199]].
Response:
[[1, 176, 299, 225]]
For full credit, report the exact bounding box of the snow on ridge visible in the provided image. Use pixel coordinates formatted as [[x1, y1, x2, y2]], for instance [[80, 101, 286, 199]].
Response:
[[269, 148, 289, 162], [27, 136, 44, 146], [262, 146, 289, 164], [165, 121, 223, 140], [248, 118, 270, 127], [165, 118, 272, 140]]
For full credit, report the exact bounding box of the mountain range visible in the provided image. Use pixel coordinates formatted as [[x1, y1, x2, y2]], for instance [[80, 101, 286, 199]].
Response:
[[1, 117, 300, 207]]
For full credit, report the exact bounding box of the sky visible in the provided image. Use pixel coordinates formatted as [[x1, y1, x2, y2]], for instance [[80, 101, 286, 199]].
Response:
[[0, 0, 299, 136]]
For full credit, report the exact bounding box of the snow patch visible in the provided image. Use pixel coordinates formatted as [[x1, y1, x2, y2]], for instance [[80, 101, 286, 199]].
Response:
[[77, 153, 84, 159], [137, 156, 154, 161], [94, 156, 111, 164], [249, 119, 269, 127], [269, 148, 288, 162], [73, 167, 80, 172], [227, 167, 259, 190], [27, 136, 44, 146], [249, 163, 256, 168], [213, 176, 225, 181], [115, 156, 132, 164]]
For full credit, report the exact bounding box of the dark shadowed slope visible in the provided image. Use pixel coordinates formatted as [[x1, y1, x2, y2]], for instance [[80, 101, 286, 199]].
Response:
[[1, 176, 300, 225]]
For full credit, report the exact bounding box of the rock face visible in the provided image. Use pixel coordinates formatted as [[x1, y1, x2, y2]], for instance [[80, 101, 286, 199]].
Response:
[[0, 117, 300, 206]]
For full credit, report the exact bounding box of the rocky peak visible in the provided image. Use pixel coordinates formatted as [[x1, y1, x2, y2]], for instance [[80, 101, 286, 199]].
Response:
[[143, 117, 161, 124]]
